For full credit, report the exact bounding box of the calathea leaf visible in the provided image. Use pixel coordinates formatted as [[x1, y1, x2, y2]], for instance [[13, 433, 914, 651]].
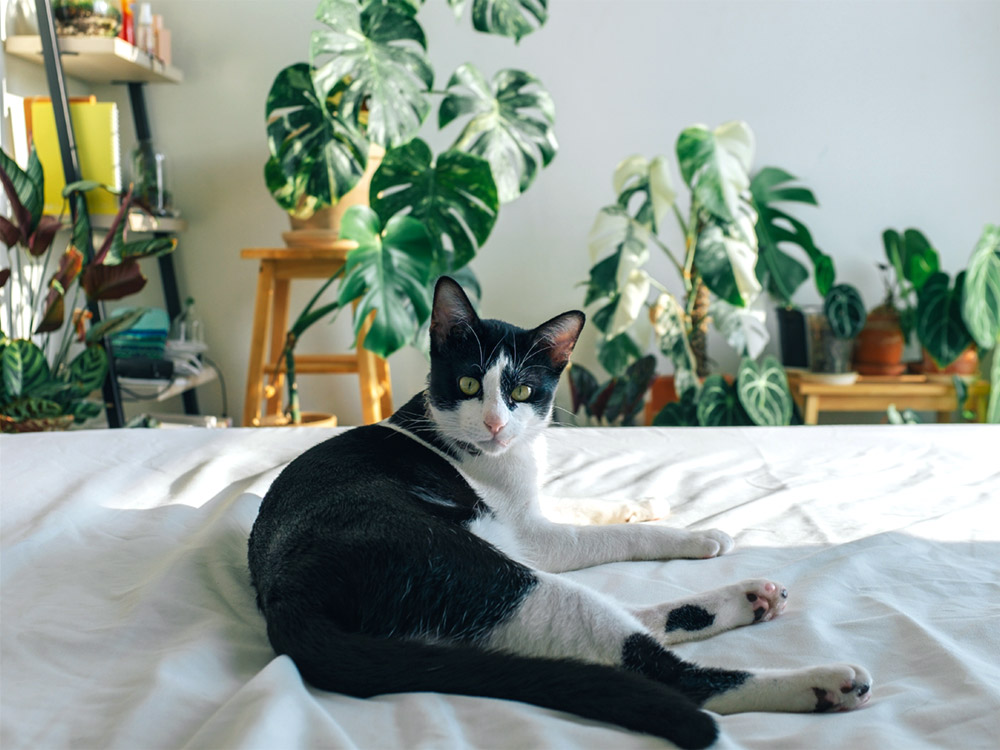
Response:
[[676, 121, 754, 225], [264, 63, 369, 219], [86, 307, 149, 343], [917, 272, 973, 367], [66, 345, 108, 397], [652, 389, 698, 427], [36, 247, 84, 334], [696, 374, 751, 426], [961, 223, 1000, 350], [567, 361, 600, 415], [28, 215, 64, 258], [81, 259, 147, 301], [337, 205, 434, 358], [0, 147, 43, 238], [736, 355, 792, 426], [602, 354, 656, 425], [469, 0, 548, 41], [311, 0, 433, 148], [440, 64, 556, 203], [2, 339, 51, 399], [370, 140, 498, 274]]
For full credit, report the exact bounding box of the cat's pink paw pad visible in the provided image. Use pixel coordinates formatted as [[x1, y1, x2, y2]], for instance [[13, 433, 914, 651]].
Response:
[[743, 580, 788, 623], [810, 665, 873, 711]]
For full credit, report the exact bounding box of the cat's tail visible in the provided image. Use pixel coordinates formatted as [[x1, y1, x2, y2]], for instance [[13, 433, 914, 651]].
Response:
[[265, 615, 718, 750]]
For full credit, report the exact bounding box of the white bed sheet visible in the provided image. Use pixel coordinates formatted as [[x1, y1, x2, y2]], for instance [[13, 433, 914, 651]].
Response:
[[2, 424, 999, 749]]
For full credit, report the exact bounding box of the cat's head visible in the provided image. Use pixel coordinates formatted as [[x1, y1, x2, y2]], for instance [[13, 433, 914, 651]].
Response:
[[427, 277, 585, 455]]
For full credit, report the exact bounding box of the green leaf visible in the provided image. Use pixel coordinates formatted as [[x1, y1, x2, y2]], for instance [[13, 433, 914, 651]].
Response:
[[961, 223, 1000, 350], [2, 339, 51, 399], [823, 283, 867, 339], [917, 272, 973, 367], [696, 374, 751, 426], [612, 155, 676, 233], [736, 355, 792, 426], [441, 65, 556, 203], [86, 307, 148, 343], [80, 259, 147, 301], [337, 206, 434, 358], [371, 140, 499, 274], [264, 63, 369, 219], [470, 0, 547, 41], [596, 331, 641, 378], [652, 389, 698, 426], [67, 345, 108, 396], [0, 147, 43, 237], [710, 298, 769, 359], [676, 121, 754, 225], [602, 355, 656, 425], [568, 361, 599, 415], [311, 0, 433, 148], [651, 293, 699, 399], [751, 168, 833, 304], [694, 216, 760, 307], [901, 228, 940, 291], [988, 341, 1000, 424]]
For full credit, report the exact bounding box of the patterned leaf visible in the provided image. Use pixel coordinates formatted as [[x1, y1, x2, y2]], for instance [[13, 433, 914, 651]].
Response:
[[696, 374, 751, 426], [612, 155, 676, 233], [823, 283, 867, 340], [961, 224, 1000, 350], [441, 64, 556, 203], [470, 0, 547, 41], [676, 121, 754, 225], [264, 63, 369, 218], [917, 272, 973, 367], [337, 206, 434, 358], [80, 260, 147, 301], [652, 389, 698, 427], [2, 339, 51, 399], [0, 147, 43, 238], [36, 247, 84, 334], [736, 355, 792, 426], [371, 140, 498, 273], [311, 0, 433, 148], [67, 345, 108, 397]]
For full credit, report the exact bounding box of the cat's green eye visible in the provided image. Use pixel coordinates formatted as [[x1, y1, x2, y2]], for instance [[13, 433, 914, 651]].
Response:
[[459, 377, 481, 396], [511, 384, 532, 402]]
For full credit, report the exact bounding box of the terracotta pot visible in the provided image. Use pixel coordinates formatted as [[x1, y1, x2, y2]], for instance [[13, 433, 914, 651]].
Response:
[[642, 373, 735, 425], [282, 145, 385, 249], [853, 305, 905, 375], [918, 345, 979, 377]]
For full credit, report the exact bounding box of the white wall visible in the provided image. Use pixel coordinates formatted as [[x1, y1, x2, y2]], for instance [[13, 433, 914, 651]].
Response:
[[3, 0, 998, 425]]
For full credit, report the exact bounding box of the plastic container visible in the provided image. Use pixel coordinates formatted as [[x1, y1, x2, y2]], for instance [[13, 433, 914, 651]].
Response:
[[135, 3, 154, 54], [118, 0, 134, 44]]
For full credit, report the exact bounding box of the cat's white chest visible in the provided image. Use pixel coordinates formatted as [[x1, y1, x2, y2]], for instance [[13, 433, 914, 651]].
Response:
[[466, 512, 527, 563]]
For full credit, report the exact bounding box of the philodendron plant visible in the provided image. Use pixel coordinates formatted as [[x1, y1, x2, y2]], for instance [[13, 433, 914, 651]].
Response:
[[264, 0, 556, 368], [577, 121, 795, 427], [1, 147, 176, 429]]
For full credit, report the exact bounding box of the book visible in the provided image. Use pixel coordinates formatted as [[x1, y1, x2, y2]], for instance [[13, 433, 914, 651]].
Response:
[[28, 98, 122, 216]]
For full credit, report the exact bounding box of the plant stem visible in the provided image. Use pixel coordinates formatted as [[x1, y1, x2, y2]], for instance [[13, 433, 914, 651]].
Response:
[[648, 233, 684, 276], [282, 332, 300, 425]]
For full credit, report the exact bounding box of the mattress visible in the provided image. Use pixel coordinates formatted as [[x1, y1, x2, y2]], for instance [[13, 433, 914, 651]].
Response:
[[2, 424, 998, 749]]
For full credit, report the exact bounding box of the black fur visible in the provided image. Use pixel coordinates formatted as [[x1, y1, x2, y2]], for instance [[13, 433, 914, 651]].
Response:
[[665, 604, 716, 633]]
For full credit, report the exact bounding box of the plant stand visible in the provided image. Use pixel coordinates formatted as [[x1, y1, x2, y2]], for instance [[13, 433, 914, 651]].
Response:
[[241, 245, 392, 427]]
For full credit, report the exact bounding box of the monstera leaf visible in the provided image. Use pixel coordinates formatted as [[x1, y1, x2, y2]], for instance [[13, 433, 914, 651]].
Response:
[[612, 154, 676, 233], [337, 206, 434, 358], [696, 374, 751, 426], [469, 0, 547, 41], [823, 283, 867, 340], [694, 213, 761, 308], [595, 332, 642, 379], [440, 64, 556, 203], [370, 139, 498, 274], [311, 0, 433, 148], [751, 167, 833, 304], [676, 121, 754, 226], [961, 224, 1000, 350], [710, 299, 768, 359], [264, 63, 370, 219], [736, 355, 792, 426], [917, 272, 973, 368]]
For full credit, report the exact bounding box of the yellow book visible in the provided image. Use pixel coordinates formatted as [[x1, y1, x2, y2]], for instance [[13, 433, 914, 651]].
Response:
[[29, 99, 122, 216]]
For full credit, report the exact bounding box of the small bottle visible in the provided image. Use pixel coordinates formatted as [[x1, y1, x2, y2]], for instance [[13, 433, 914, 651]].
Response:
[[118, 0, 134, 45], [135, 3, 154, 54], [170, 298, 205, 348]]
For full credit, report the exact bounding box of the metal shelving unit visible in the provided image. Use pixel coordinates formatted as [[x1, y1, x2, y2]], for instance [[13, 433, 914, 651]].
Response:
[[10, 1, 198, 424]]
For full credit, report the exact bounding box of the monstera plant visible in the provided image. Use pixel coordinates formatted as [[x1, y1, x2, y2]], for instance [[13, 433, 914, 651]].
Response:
[[574, 121, 795, 427], [1, 147, 176, 431], [264, 0, 556, 374]]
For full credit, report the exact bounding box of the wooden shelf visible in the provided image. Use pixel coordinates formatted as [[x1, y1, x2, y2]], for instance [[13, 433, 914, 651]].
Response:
[[91, 211, 187, 234], [118, 364, 218, 402], [5, 35, 182, 84]]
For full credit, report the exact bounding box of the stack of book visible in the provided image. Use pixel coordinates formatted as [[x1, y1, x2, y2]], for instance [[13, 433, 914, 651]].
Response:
[[110, 308, 173, 379]]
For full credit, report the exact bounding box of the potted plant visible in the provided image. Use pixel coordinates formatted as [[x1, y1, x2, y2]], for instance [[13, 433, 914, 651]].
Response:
[[576, 121, 796, 427], [1, 147, 175, 431], [956, 224, 999, 422], [262, 0, 558, 423]]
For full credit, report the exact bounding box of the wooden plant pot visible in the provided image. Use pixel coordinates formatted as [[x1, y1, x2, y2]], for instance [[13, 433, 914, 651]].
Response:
[[282, 145, 385, 249], [916, 345, 979, 378]]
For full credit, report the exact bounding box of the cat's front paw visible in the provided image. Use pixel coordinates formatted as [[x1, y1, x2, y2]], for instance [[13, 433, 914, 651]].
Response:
[[808, 665, 873, 712], [690, 529, 734, 558]]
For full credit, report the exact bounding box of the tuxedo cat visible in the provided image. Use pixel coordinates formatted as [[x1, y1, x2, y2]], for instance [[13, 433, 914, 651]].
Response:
[[247, 277, 872, 749]]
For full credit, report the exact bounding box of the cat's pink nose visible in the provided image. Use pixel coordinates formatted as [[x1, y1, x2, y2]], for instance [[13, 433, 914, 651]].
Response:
[[484, 416, 505, 435]]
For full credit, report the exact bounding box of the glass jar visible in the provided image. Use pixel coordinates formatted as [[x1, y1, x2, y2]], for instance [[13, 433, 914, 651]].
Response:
[[131, 139, 173, 216], [53, 1, 121, 37]]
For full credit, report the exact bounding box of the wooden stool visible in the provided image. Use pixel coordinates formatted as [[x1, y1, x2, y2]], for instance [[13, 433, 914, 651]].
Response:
[[241, 244, 392, 427]]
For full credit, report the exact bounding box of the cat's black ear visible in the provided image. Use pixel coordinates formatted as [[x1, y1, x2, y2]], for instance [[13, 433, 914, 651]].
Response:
[[533, 311, 585, 369], [430, 276, 479, 350]]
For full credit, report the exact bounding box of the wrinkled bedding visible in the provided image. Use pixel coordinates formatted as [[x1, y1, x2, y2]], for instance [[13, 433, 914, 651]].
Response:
[[2, 424, 998, 749]]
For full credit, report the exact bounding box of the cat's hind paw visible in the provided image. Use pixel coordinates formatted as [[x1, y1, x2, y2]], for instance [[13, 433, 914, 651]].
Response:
[[809, 665, 873, 712], [743, 579, 788, 623], [693, 529, 734, 558]]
